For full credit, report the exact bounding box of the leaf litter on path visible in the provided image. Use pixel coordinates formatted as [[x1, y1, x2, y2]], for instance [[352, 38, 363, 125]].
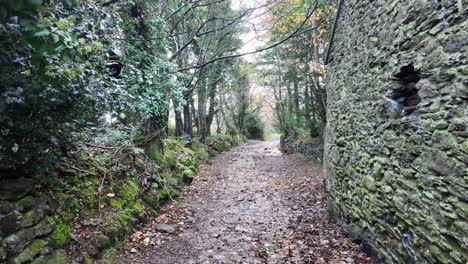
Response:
[[116, 139, 370, 263]]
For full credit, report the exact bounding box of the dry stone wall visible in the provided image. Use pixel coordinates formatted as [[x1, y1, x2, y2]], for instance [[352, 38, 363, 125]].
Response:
[[0, 178, 66, 264], [324, 1, 467, 263], [280, 136, 324, 162]]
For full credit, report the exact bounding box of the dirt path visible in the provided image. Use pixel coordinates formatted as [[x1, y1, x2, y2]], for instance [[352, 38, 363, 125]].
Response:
[[116, 139, 369, 263]]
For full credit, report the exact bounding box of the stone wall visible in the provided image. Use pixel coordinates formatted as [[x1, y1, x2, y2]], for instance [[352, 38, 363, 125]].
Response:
[[324, 1, 467, 263], [0, 135, 245, 263], [280, 136, 323, 162], [0, 178, 66, 264]]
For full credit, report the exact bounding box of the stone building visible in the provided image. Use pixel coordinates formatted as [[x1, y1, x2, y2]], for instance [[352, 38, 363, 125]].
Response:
[[324, 0, 467, 263]]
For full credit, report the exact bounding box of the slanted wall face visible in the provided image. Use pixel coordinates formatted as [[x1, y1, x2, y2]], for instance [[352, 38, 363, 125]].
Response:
[[324, 0, 467, 263]]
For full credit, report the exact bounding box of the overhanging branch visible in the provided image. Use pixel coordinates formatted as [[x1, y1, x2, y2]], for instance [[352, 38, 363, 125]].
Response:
[[177, 1, 320, 72]]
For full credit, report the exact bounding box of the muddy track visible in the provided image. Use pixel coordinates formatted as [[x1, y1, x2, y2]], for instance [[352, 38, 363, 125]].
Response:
[[116, 139, 369, 264]]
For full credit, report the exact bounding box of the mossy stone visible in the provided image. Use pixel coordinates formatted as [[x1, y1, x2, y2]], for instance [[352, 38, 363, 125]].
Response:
[[4, 227, 36, 254], [0, 210, 22, 236], [12, 239, 48, 264], [100, 248, 118, 264], [362, 175, 377, 192], [433, 120, 449, 130], [95, 234, 111, 250], [34, 218, 55, 237], [21, 208, 45, 228], [30, 249, 67, 264], [460, 140, 468, 154], [182, 169, 195, 183], [17, 196, 36, 212], [432, 130, 457, 150]]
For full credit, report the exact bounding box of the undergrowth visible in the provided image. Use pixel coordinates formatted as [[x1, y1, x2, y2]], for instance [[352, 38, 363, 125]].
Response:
[[47, 133, 245, 261]]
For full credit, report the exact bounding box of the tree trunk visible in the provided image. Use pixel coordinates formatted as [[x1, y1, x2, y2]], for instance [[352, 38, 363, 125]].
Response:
[[204, 83, 217, 138], [173, 99, 183, 137], [215, 113, 222, 134], [293, 78, 300, 121], [183, 91, 193, 137], [144, 116, 166, 154], [191, 95, 198, 137], [197, 77, 208, 142]]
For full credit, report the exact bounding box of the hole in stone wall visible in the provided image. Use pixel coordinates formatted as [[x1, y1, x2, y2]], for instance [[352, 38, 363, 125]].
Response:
[[388, 64, 421, 116]]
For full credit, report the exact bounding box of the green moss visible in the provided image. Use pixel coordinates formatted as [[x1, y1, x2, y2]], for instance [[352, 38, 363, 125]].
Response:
[[143, 195, 158, 208], [180, 156, 197, 169], [183, 169, 195, 177], [68, 176, 81, 184], [114, 213, 131, 228], [182, 169, 195, 183], [18, 196, 36, 211], [110, 199, 125, 209], [120, 181, 139, 202], [81, 186, 97, 206], [149, 144, 165, 163], [192, 143, 210, 162], [163, 138, 195, 169], [112, 201, 143, 225], [46, 216, 56, 225], [49, 223, 72, 247], [131, 201, 144, 212], [103, 225, 121, 239], [156, 189, 178, 202], [101, 248, 117, 264], [160, 170, 172, 181], [30, 239, 46, 253]]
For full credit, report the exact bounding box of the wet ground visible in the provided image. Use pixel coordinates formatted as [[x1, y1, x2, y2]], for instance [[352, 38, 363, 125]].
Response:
[[116, 139, 369, 263]]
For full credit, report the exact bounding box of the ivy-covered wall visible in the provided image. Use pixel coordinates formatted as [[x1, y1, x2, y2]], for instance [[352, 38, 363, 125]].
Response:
[[324, 1, 467, 263]]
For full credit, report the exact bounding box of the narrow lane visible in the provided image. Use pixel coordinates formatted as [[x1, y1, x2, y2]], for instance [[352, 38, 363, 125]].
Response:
[[117, 139, 369, 263]]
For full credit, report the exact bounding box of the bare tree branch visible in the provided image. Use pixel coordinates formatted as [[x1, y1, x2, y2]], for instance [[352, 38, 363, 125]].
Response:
[[177, 1, 319, 72]]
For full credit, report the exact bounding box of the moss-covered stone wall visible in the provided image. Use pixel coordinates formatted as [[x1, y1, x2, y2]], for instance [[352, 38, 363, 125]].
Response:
[[324, 1, 467, 263], [0, 135, 245, 263]]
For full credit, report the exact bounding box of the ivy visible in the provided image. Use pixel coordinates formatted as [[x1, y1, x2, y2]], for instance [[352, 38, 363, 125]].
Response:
[[0, 0, 123, 171]]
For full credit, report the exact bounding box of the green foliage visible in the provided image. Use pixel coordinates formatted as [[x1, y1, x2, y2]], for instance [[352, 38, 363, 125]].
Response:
[[244, 111, 266, 140], [191, 142, 210, 163], [49, 223, 72, 247], [119, 0, 186, 126], [205, 134, 245, 155], [0, 0, 124, 171], [93, 126, 139, 146]]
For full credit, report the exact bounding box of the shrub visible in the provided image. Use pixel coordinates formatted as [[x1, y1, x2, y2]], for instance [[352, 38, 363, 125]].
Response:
[[244, 111, 265, 140]]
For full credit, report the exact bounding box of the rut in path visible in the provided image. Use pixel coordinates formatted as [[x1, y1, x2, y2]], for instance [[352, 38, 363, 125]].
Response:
[[116, 139, 369, 263]]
